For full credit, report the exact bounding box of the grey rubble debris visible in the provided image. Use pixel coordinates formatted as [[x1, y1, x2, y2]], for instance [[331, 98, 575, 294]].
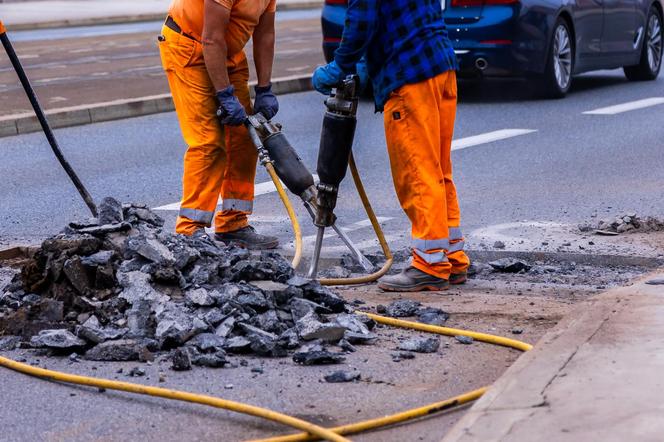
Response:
[[455, 335, 474, 345], [293, 343, 346, 365], [0, 197, 369, 367], [391, 351, 415, 362], [324, 370, 361, 383], [398, 337, 440, 353], [493, 241, 506, 249], [31, 329, 86, 350], [0, 336, 22, 351], [488, 258, 532, 273], [385, 300, 422, 318], [589, 213, 664, 235], [416, 307, 449, 326], [171, 348, 192, 371], [645, 278, 664, 286]]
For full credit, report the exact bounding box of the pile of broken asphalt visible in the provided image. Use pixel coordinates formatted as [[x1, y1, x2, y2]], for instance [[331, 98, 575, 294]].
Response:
[[0, 198, 449, 372]]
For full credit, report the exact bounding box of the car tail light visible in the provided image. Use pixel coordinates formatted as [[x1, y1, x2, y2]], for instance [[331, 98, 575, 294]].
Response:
[[325, 0, 348, 4], [451, 0, 518, 6]]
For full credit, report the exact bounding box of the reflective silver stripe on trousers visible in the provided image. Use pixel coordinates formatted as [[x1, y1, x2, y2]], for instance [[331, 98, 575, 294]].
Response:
[[221, 199, 253, 212], [449, 227, 463, 241], [448, 240, 465, 253], [413, 249, 449, 264], [179, 207, 214, 224], [412, 238, 450, 251]]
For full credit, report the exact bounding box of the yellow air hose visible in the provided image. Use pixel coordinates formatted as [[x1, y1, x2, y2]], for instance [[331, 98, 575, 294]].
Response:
[[0, 315, 531, 442], [249, 315, 532, 442], [265, 162, 303, 269], [0, 354, 349, 442], [320, 153, 393, 286]]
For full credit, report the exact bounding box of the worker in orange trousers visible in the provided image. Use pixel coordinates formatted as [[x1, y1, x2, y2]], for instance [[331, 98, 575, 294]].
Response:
[[159, 0, 279, 249], [313, 0, 470, 291]]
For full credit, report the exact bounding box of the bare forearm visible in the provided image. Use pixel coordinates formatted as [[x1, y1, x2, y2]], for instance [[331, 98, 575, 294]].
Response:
[[202, 38, 230, 91], [254, 32, 275, 87], [253, 11, 276, 87]]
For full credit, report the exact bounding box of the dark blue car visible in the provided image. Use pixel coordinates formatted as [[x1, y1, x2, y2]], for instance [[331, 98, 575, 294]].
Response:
[[321, 0, 663, 97]]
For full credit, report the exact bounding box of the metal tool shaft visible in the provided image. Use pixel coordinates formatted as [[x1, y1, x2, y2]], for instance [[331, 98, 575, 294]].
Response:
[[307, 226, 325, 279], [0, 24, 98, 217], [304, 203, 374, 273]]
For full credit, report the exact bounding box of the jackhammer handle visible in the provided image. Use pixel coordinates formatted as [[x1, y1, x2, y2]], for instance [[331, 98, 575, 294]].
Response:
[[0, 20, 98, 218]]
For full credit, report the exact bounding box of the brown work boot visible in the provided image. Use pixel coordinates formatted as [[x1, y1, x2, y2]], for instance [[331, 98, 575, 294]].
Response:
[[214, 225, 279, 250], [377, 266, 450, 292]]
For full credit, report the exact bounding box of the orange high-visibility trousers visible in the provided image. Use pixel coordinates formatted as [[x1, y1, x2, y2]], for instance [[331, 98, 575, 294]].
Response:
[[158, 25, 257, 235], [383, 70, 470, 279]]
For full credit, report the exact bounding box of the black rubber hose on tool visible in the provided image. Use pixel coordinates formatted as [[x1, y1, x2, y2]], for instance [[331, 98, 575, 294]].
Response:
[[0, 22, 98, 218]]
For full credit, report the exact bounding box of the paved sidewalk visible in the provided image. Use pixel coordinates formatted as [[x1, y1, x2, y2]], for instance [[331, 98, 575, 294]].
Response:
[[443, 271, 664, 442], [0, 0, 322, 30]]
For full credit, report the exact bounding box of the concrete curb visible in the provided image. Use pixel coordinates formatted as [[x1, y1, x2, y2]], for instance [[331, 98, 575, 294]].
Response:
[[4, 1, 323, 31], [0, 74, 312, 138], [441, 270, 664, 441]]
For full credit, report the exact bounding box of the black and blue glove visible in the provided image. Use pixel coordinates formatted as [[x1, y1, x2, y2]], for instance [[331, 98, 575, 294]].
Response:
[[312, 61, 344, 95], [216, 85, 247, 126], [253, 83, 279, 120]]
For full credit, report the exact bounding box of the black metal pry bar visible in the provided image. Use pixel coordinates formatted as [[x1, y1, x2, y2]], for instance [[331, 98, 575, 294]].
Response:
[[0, 20, 98, 218]]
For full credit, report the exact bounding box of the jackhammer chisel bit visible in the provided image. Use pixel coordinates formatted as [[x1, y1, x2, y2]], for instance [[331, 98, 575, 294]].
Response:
[[0, 21, 98, 218]]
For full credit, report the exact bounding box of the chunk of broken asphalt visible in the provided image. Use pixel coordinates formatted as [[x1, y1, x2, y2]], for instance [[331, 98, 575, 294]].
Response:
[[645, 278, 664, 285], [293, 343, 345, 365], [488, 258, 531, 273], [391, 351, 415, 362], [324, 370, 361, 383], [84, 339, 155, 361], [30, 329, 86, 350], [398, 337, 440, 353], [455, 335, 474, 345], [296, 312, 346, 342], [97, 197, 124, 225], [171, 348, 192, 371], [415, 307, 449, 326], [385, 300, 422, 318]]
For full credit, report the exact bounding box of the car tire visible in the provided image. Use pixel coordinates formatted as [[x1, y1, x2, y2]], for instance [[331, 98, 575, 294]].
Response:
[[624, 6, 663, 81], [535, 18, 574, 99]]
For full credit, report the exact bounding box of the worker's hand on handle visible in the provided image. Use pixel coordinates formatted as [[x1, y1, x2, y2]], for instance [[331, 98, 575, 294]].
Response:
[[215, 85, 247, 126], [312, 61, 345, 95], [253, 83, 279, 120]]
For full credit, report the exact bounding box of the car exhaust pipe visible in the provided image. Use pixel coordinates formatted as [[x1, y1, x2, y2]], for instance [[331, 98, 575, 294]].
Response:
[[475, 58, 488, 71]]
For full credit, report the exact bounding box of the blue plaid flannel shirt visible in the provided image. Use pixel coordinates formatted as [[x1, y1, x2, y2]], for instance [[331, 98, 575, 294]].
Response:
[[334, 0, 458, 111]]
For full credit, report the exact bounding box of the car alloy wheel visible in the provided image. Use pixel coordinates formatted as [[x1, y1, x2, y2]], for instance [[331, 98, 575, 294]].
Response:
[[646, 12, 662, 73], [553, 24, 572, 90]]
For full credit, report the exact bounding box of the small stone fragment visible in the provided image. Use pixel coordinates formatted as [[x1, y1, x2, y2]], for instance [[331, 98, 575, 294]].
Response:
[[493, 241, 506, 249], [488, 258, 531, 273], [296, 312, 346, 342], [171, 348, 192, 371], [415, 307, 449, 326], [98, 197, 124, 225], [385, 300, 422, 318], [324, 370, 360, 383], [398, 337, 440, 353], [455, 335, 474, 345], [31, 329, 86, 350]]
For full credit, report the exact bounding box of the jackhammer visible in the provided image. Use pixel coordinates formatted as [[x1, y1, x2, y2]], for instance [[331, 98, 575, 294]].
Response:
[[246, 75, 393, 284]]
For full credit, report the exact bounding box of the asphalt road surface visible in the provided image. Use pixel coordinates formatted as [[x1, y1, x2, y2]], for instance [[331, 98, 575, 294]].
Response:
[[1, 68, 663, 258], [0, 11, 324, 116]]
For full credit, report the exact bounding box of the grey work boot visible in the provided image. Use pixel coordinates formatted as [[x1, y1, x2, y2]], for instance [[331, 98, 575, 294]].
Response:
[[377, 266, 450, 292], [214, 225, 279, 250]]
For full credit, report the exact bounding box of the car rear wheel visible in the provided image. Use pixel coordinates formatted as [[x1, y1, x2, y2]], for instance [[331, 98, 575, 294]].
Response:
[[535, 18, 574, 98], [624, 6, 663, 81]]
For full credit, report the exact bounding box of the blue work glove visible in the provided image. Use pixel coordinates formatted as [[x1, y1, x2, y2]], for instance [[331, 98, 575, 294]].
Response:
[[312, 61, 344, 95], [253, 83, 279, 120], [216, 85, 247, 126]]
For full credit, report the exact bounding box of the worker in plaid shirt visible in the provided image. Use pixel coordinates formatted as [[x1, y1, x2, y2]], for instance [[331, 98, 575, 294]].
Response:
[[313, 0, 470, 292]]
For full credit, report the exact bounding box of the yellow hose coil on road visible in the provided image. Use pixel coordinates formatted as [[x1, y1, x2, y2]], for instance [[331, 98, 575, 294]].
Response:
[[0, 314, 531, 442]]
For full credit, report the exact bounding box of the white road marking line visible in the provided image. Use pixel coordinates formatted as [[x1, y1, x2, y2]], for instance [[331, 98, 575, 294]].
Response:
[[451, 129, 537, 151], [583, 97, 664, 115], [153, 174, 319, 211], [301, 217, 393, 243]]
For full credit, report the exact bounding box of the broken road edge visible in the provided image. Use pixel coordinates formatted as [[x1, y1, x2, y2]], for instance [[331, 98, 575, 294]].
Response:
[[0, 75, 313, 138]]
